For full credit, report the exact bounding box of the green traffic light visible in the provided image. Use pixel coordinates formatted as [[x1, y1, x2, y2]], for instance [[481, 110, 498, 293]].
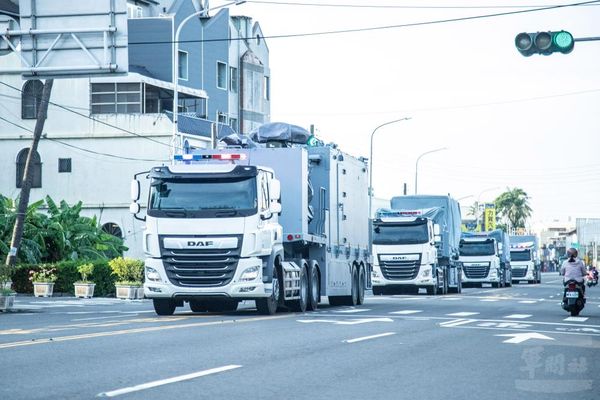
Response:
[[553, 31, 574, 50]]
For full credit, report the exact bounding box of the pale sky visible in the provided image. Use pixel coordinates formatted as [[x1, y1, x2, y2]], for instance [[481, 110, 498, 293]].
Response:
[[225, 0, 600, 227]]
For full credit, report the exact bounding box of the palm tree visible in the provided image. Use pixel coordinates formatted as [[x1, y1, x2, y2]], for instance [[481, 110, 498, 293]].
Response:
[[494, 188, 532, 230]]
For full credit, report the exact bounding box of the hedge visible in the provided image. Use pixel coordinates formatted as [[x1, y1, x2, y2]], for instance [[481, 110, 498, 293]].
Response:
[[12, 260, 117, 297]]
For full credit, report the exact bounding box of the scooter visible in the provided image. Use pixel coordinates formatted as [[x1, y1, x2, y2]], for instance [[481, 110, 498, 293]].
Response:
[[562, 279, 585, 316], [586, 271, 598, 288]]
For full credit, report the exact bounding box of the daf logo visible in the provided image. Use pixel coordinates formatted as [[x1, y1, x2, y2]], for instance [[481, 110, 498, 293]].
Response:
[[187, 240, 214, 247], [392, 256, 408, 260]]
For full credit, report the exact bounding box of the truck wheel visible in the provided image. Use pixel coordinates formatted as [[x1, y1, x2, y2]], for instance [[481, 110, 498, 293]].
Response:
[[426, 283, 438, 296], [153, 299, 176, 316], [189, 300, 208, 312], [348, 267, 359, 305], [290, 265, 308, 313], [570, 309, 580, 317], [441, 272, 449, 295], [372, 286, 384, 296], [307, 262, 320, 311], [357, 266, 366, 305], [256, 265, 280, 315]]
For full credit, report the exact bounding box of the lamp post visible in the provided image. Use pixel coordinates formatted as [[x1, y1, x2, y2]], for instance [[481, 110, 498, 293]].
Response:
[[172, 0, 246, 157], [476, 186, 500, 230], [414, 147, 447, 195], [368, 117, 411, 218]]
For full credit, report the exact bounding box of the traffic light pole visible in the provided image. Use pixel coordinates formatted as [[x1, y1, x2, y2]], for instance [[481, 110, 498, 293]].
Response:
[[574, 36, 600, 42]]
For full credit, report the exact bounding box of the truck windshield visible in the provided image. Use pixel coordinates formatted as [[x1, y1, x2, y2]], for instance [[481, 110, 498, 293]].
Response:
[[510, 249, 531, 262], [148, 177, 258, 218], [459, 241, 495, 256], [372, 221, 429, 245]]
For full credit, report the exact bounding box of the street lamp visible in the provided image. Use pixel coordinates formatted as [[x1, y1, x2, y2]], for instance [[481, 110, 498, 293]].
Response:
[[368, 117, 411, 218], [414, 147, 447, 195], [476, 186, 500, 230], [172, 0, 246, 156]]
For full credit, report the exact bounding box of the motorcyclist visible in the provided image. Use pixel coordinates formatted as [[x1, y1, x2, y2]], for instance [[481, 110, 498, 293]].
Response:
[[560, 248, 587, 295], [588, 265, 599, 283]]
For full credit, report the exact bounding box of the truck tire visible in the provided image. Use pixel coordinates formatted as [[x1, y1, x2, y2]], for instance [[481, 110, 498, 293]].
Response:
[[372, 286, 384, 296], [153, 299, 176, 316], [189, 300, 208, 312], [357, 265, 366, 305], [492, 282, 500, 288], [256, 265, 280, 315], [289, 265, 308, 313], [307, 262, 320, 311], [427, 275, 439, 295]]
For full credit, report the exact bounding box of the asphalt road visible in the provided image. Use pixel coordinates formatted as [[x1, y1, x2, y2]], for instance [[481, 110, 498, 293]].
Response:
[[1, 272, 599, 400]]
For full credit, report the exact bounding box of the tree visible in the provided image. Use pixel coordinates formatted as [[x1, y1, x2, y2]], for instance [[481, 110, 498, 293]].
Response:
[[466, 201, 479, 218], [494, 188, 532, 230]]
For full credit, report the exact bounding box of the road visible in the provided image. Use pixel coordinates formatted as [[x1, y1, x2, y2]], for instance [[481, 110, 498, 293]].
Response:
[[1, 272, 598, 400]]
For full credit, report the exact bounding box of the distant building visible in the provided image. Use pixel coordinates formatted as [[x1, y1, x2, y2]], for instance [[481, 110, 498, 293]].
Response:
[[0, 0, 270, 257]]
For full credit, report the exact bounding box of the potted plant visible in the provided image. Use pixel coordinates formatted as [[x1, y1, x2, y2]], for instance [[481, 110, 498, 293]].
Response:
[[74, 263, 95, 299], [29, 264, 58, 297], [109, 257, 144, 300], [0, 266, 16, 312]]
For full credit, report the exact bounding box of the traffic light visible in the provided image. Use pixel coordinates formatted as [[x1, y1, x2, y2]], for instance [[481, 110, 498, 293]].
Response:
[[515, 31, 574, 56]]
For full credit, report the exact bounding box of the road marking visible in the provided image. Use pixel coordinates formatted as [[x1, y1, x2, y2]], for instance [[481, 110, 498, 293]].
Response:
[[564, 317, 589, 322], [518, 300, 538, 304], [478, 322, 532, 329], [447, 312, 479, 317], [343, 332, 396, 344], [480, 299, 499, 302], [441, 297, 462, 301], [72, 315, 137, 322], [439, 319, 476, 327], [390, 310, 422, 315], [98, 365, 242, 397], [504, 314, 532, 319], [337, 308, 371, 313], [298, 317, 393, 325], [496, 332, 555, 344]]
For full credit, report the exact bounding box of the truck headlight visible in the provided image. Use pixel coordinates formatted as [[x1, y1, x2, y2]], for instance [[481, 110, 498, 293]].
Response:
[[372, 269, 380, 278], [490, 269, 498, 277], [240, 266, 260, 282], [146, 267, 162, 282], [422, 267, 431, 278]]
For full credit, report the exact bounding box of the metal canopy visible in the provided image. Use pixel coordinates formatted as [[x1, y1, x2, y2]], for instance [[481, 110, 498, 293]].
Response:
[[0, 0, 128, 78]]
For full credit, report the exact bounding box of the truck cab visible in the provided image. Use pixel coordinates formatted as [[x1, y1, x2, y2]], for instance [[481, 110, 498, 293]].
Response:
[[459, 237, 503, 288], [371, 212, 441, 295], [510, 244, 541, 284]]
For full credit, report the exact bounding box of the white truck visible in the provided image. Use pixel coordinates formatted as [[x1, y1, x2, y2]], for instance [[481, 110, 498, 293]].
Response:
[[510, 235, 541, 284], [371, 210, 441, 295], [130, 123, 371, 315], [459, 230, 512, 288]]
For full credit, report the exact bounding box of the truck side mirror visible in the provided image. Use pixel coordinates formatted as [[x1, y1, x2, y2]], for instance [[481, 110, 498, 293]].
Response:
[[271, 202, 282, 214], [434, 235, 442, 243], [131, 179, 140, 202], [130, 202, 140, 214], [270, 179, 281, 202], [433, 224, 441, 236]]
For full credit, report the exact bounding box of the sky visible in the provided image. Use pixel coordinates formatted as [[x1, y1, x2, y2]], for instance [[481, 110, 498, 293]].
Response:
[[218, 0, 600, 228]]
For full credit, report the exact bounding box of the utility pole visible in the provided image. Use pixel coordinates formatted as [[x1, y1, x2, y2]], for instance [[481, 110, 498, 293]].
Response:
[[5, 79, 54, 268]]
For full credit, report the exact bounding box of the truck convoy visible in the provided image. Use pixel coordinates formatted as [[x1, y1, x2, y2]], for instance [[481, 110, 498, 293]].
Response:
[[130, 123, 371, 315], [509, 235, 541, 284], [371, 195, 463, 295], [459, 229, 512, 288]]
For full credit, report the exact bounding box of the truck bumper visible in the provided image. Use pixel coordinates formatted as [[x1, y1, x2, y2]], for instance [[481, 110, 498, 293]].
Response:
[[371, 265, 436, 287], [143, 257, 271, 299]]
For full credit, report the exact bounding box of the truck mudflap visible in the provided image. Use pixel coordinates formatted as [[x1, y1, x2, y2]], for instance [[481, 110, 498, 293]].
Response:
[[281, 261, 302, 300]]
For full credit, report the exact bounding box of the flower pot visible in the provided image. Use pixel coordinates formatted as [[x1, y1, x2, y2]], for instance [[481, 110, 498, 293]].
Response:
[[0, 294, 15, 312], [33, 282, 54, 298], [74, 283, 96, 299], [136, 287, 145, 299], [116, 285, 139, 300]]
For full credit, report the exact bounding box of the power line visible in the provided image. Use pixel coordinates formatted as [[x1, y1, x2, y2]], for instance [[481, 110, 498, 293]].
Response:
[[0, 115, 168, 162], [128, 0, 600, 46], [246, 0, 600, 9]]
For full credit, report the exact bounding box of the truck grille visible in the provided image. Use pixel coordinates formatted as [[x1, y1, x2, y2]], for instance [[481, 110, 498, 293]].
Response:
[[512, 268, 527, 278], [463, 264, 490, 279], [378, 254, 421, 281], [159, 235, 242, 287]]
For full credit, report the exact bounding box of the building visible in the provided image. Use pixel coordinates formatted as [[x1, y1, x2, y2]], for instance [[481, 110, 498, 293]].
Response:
[[0, 0, 270, 258]]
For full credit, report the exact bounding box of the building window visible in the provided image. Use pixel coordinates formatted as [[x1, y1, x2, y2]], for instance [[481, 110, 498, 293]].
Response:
[[179, 97, 207, 118], [58, 158, 72, 173], [91, 83, 142, 114], [16, 148, 42, 188], [217, 61, 227, 89], [102, 222, 123, 239], [229, 67, 238, 93], [263, 76, 270, 101], [229, 117, 238, 133], [217, 112, 227, 124], [178, 51, 188, 80], [22, 80, 44, 120]]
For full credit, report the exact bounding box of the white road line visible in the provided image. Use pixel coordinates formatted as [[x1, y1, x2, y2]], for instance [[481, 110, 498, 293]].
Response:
[[390, 310, 422, 315], [564, 317, 589, 322], [518, 300, 538, 304], [343, 332, 396, 344], [480, 299, 499, 302], [504, 314, 532, 319], [441, 297, 462, 301], [98, 365, 242, 397], [337, 308, 371, 313], [72, 314, 137, 322], [440, 319, 476, 327], [447, 312, 479, 317]]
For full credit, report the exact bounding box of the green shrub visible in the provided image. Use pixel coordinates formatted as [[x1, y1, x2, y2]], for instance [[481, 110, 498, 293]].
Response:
[[109, 257, 144, 286], [76, 263, 94, 283]]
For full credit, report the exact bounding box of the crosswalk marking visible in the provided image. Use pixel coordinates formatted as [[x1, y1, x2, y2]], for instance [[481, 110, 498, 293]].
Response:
[[390, 310, 423, 315], [447, 312, 479, 317], [503, 314, 532, 319], [518, 300, 538, 304], [440, 319, 475, 327], [337, 308, 371, 314], [480, 299, 499, 302], [441, 297, 462, 301], [564, 317, 589, 322]]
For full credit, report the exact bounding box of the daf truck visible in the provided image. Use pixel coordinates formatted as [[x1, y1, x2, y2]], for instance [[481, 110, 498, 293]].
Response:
[[510, 235, 541, 284], [372, 195, 463, 295], [459, 230, 512, 288], [130, 123, 371, 315]]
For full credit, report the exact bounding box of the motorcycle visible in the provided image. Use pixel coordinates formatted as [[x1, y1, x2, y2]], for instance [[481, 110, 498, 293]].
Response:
[[586, 271, 598, 288], [562, 279, 585, 316]]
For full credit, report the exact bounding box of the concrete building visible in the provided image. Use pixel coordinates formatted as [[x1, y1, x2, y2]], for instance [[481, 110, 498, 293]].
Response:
[[0, 0, 270, 258]]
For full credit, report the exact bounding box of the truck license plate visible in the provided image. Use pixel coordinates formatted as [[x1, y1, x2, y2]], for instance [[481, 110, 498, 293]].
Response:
[[566, 291, 579, 298]]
